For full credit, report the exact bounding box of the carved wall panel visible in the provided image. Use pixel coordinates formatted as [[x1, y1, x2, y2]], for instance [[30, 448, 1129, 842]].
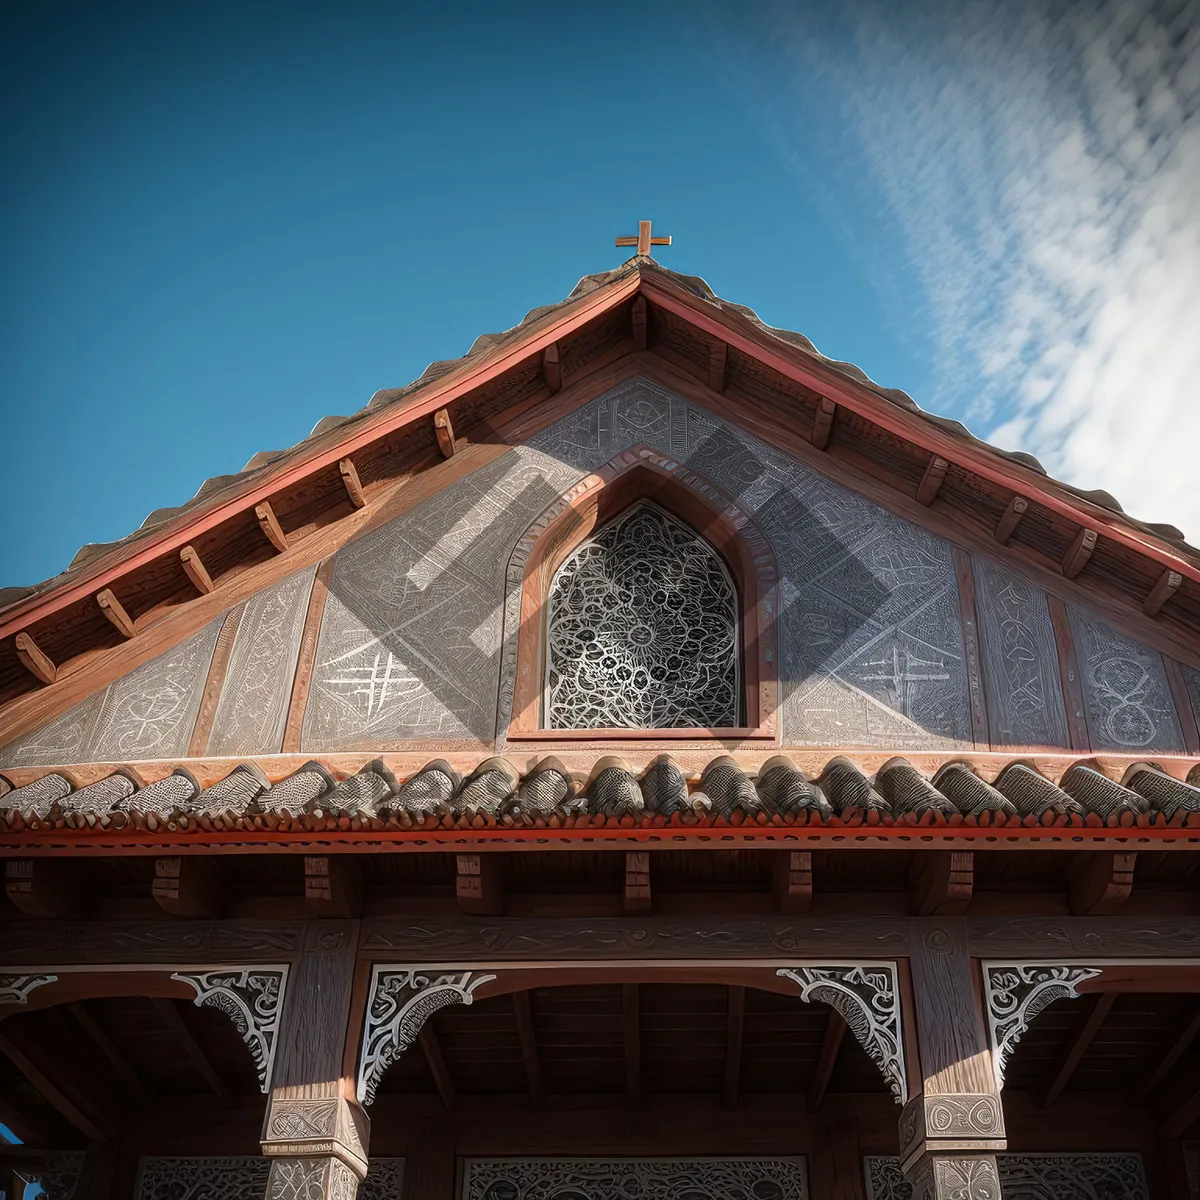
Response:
[[864, 1154, 1148, 1200], [1067, 606, 1183, 752], [208, 566, 316, 756], [0, 618, 223, 767], [134, 1157, 404, 1200], [461, 1157, 809, 1200], [971, 557, 1068, 748]]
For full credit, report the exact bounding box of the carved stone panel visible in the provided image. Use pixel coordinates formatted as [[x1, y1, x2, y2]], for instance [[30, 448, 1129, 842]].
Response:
[[0, 618, 223, 767], [971, 557, 1068, 748], [1067, 606, 1184, 752], [461, 1157, 809, 1200], [208, 566, 316, 756], [865, 1154, 1149, 1200]]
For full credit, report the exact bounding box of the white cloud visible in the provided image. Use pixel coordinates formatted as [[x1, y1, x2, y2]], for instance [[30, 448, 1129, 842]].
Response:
[[721, 0, 1200, 539]]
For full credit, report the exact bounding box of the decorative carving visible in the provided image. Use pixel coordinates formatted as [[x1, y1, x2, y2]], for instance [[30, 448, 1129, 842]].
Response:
[[982, 963, 1103, 1087], [266, 1156, 362, 1200], [262, 1093, 368, 1175], [25, 1150, 83, 1200], [461, 1157, 809, 1200], [357, 966, 496, 1105], [864, 1154, 1149, 1200], [968, 917, 1200, 958], [209, 566, 317, 755], [908, 1155, 1002, 1200], [171, 966, 288, 1091], [135, 1157, 272, 1200], [0, 972, 57, 1005], [777, 963, 907, 1103], [899, 1094, 1006, 1168], [546, 502, 739, 729]]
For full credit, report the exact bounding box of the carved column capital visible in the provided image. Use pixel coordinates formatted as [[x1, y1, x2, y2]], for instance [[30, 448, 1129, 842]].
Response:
[[905, 1153, 1002, 1200], [262, 1091, 369, 1179], [898, 1093, 1006, 1172]]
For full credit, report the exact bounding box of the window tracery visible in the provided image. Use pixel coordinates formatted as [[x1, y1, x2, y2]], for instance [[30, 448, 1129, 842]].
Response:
[[545, 503, 740, 729]]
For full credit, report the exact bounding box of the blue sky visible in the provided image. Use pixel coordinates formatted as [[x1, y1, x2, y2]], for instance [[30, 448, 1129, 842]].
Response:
[[2, 0, 1196, 589]]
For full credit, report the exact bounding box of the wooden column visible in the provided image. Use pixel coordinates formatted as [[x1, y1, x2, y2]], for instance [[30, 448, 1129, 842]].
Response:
[[899, 920, 1006, 1199], [261, 921, 369, 1200]]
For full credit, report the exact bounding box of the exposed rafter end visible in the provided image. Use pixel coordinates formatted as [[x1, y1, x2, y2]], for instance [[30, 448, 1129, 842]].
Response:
[[305, 854, 364, 917], [994, 495, 1029, 545], [180, 544, 214, 594], [1062, 527, 1098, 578], [1144, 568, 1182, 617], [255, 501, 288, 553], [153, 856, 225, 919], [916, 455, 949, 506], [910, 850, 974, 916], [338, 457, 366, 509], [96, 588, 134, 639], [811, 397, 836, 451], [1068, 851, 1135, 915], [772, 851, 812, 914], [14, 631, 56, 685], [631, 295, 647, 352], [708, 340, 728, 393], [543, 342, 562, 394], [5, 858, 78, 917], [456, 853, 504, 915], [434, 407, 457, 458]]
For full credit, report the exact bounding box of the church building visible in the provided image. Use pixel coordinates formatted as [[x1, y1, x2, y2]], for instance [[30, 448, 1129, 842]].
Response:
[[3, 225, 1200, 1200]]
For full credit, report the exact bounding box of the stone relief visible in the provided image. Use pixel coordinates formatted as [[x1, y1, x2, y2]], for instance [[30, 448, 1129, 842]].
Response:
[[0, 619, 223, 767], [462, 1157, 809, 1200], [208, 566, 316, 756], [864, 1154, 1149, 1200], [1067, 606, 1183, 751], [971, 557, 1068, 748]]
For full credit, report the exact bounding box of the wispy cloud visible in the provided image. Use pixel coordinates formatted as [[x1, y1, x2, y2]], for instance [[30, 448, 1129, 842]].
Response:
[[720, 0, 1200, 539]]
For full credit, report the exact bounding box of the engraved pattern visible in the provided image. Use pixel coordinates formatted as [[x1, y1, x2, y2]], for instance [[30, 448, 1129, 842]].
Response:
[[864, 1154, 1149, 1200], [0, 972, 57, 1005], [1067, 606, 1183, 751], [971, 557, 1068, 747], [134, 1158, 403, 1200], [461, 1157, 809, 1200], [26, 1151, 84, 1200], [982, 963, 1102, 1087], [0, 619, 224, 767], [899, 1094, 1005, 1163], [777, 963, 906, 1103], [209, 567, 317, 756], [546, 503, 739, 728], [171, 966, 288, 1091], [357, 966, 496, 1104]]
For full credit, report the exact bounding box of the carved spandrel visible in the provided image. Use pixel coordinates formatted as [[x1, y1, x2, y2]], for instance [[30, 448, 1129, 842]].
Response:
[[0, 973, 58, 1005], [208, 566, 317, 756], [972, 557, 1069, 748]]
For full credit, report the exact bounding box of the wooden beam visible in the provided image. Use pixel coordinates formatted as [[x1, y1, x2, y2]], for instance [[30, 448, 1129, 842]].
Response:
[[808, 1010, 847, 1113], [304, 855, 364, 918], [708, 341, 728, 393], [179, 544, 214, 594], [1040, 991, 1116, 1108], [0, 1025, 118, 1143], [511, 991, 546, 1110], [811, 397, 836, 450], [542, 343, 562, 394], [623, 851, 651, 915], [418, 1022, 457, 1111], [433, 407, 456, 458], [623, 983, 641, 1107], [152, 857, 224, 919], [911, 851, 974, 916], [1062, 527, 1097, 578], [631, 296, 647, 352], [14, 632, 55, 685], [67, 1003, 149, 1101], [994, 495, 1028, 545], [338, 457, 366, 509], [455, 854, 504, 916], [0, 1090, 51, 1147], [772, 851, 812, 914], [1164, 1084, 1200, 1141], [1133, 1000, 1200, 1102], [151, 998, 232, 1103], [1068, 851, 1136, 915], [254, 501, 288, 553], [4, 859, 78, 918], [916, 455, 949, 506], [95, 588, 134, 638], [1145, 568, 1183, 617], [721, 985, 745, 1111]]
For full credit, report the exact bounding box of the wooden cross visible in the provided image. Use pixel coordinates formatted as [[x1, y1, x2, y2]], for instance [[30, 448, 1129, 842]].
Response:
[[616, 220, 672, 257]]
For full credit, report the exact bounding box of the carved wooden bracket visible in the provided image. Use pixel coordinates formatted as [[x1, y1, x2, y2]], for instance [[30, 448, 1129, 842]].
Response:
[[0, 973, 57, 1007]]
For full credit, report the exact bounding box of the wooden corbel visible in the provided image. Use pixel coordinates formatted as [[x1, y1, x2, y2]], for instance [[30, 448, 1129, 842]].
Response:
[[811, 398, 836, 450], [255, 501, 288, 553], [1062, 527, 1097, 579], [542, 342, 562, 394], [1144, 568, 1182, 617], [994, 495, 1028, 545], [1068, 851, 1135, 915], [5, 859, 79, 918], [96, 588, 135, 639], [338, 457, 366, 509], [772, 851, 812, 914], [305, 855, 365, 917], [14, 632, 56, 685], [916, 455, 949, 506], [631, 296, 647, 352], [456, 853, 504, 916], [910, 850, 974, 916], [434, 407, 456, 458], [153, 857, 225, 919], [180, 544, 214, 594], [623, 851, 651, 915], [708, 341, 728, 393]]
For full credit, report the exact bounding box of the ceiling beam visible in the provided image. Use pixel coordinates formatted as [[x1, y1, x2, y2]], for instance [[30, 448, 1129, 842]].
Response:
[[512, 991, 546, 1111], [808, 1010, 847, 1113], [418, 1022, 458, 1112], [151, 998, 232, 1103], [1163, 1083, 1200, 1141], [1134, 1001, 1200, 1103], [1040, 991, 1117, 1109], [721, 985, 745, 1112], [67, 1003, 149, 1101], [623, 983, 641, 1108]]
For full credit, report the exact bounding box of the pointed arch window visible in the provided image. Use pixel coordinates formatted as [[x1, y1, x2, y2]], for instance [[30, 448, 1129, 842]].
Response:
[[544, 503, 741, 729]]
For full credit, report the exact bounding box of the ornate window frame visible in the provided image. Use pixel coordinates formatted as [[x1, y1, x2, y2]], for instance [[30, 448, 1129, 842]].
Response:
[[503, 446, 779, 741]]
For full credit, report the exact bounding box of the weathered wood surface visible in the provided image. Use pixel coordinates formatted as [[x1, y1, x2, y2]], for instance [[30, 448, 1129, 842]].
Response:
[[966, 916, 1200, 957]]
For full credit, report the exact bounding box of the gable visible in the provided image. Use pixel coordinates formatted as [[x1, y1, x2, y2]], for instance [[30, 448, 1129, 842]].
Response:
[[3, 376, 1195, 769]]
